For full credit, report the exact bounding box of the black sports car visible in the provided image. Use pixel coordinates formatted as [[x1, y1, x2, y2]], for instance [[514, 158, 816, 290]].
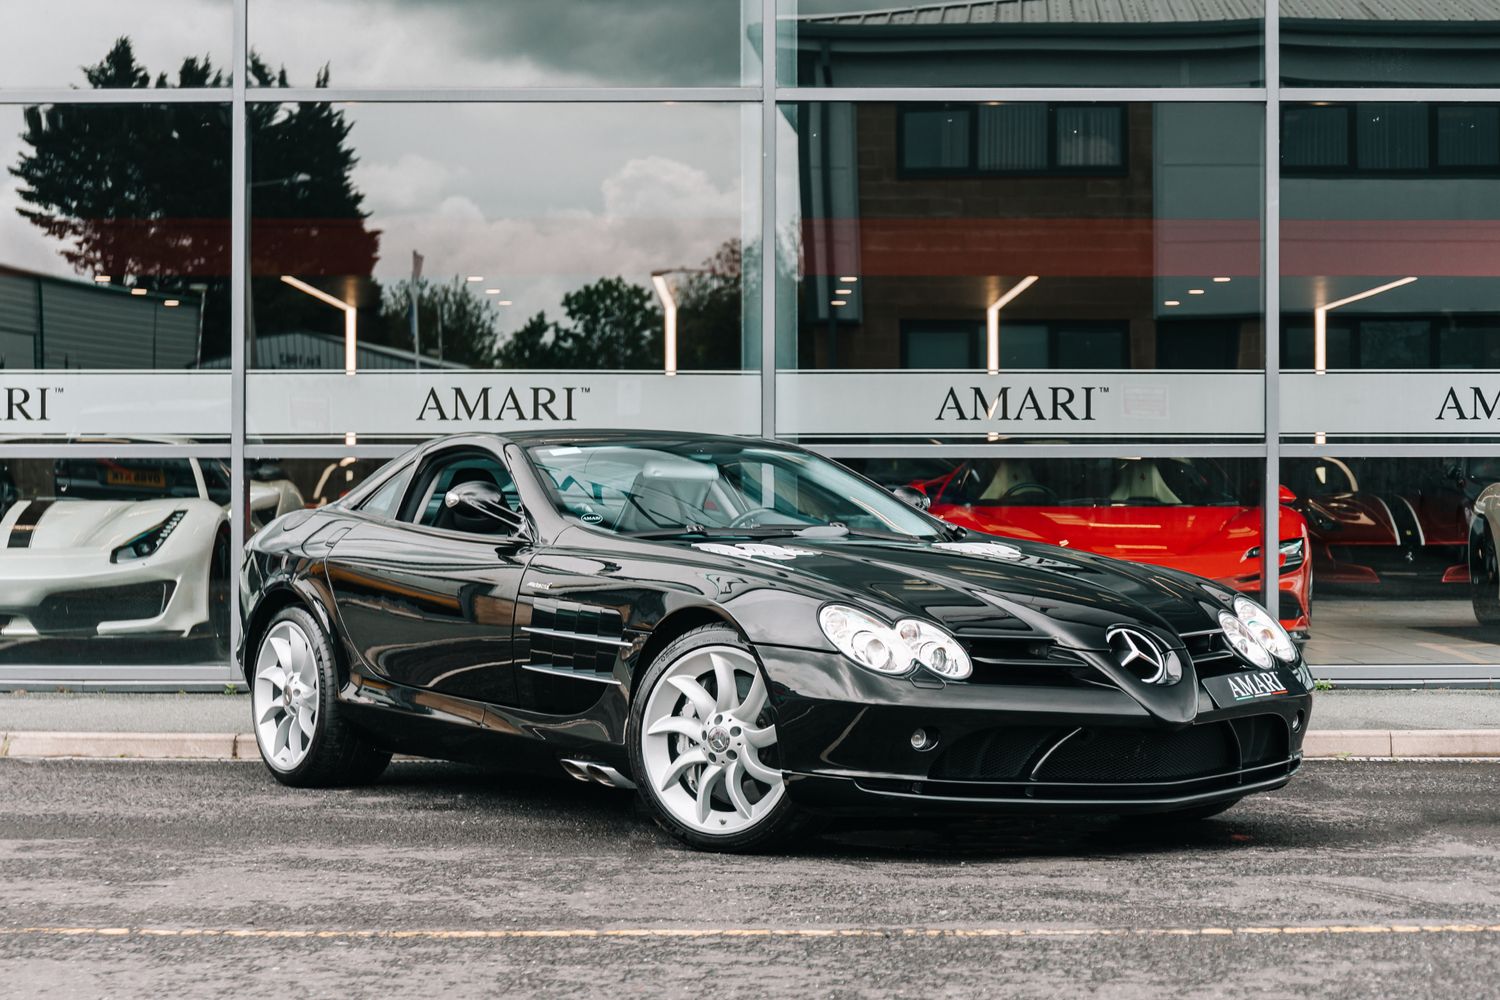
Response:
[[240, 431, 1314, 852]]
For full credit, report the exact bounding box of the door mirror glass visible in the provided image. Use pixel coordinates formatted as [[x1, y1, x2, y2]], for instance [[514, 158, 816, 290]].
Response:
[[890, 485, 932, 511], [444, 481, 527, 536]]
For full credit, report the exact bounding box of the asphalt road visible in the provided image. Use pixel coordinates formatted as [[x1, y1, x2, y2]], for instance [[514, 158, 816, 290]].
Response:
[[2, 759, 1499, 998]]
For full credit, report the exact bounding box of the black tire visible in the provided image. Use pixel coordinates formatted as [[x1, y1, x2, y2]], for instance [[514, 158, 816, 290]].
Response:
[[1471, 521, 1500, 628], [252, 605, 391, 788], [626, 624, 819, 853], [208, 529, 231, 659]]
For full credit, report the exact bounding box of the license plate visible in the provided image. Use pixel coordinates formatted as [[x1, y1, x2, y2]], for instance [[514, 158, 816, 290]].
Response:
[[1204, 670, 1296, 708], [106, 468, 166, 488]]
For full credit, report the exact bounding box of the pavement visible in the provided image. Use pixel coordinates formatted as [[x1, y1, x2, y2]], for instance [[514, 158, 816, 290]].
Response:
[[0, 689, 1496, 760], [2, 757, 1499, 997]]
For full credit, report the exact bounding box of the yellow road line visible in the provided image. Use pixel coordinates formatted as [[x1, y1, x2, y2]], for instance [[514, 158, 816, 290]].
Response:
[[2, 924, 1498, 942]]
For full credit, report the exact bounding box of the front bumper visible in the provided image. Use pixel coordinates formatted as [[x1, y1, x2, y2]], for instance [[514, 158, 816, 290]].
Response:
[[0, 550, 203, 637], [758, 646, 1309, 816]]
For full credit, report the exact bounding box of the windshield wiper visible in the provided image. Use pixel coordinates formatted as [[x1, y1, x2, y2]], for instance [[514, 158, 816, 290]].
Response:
[[626, 526, 809, 540]]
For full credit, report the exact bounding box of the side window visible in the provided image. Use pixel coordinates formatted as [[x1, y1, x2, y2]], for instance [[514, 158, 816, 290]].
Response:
[[357, 467, 411, 520], [403, 450, 519, 533]]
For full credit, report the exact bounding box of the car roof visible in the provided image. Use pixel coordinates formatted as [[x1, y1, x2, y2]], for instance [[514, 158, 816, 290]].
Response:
[[483, 429, 779, 450]]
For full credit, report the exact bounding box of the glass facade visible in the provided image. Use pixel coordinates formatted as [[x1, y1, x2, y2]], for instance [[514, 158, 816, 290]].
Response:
[[2, 3, 1498, 685]]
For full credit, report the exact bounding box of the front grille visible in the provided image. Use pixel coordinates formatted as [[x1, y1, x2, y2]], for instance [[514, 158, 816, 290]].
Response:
[[1034, 724, 1236, 783], [930, 726, 1065, 781], [923, 715, 1292, 797], [956, 633, 1110, 688], [31, 581, 174, 633], [1182, 629, 1242, 679]]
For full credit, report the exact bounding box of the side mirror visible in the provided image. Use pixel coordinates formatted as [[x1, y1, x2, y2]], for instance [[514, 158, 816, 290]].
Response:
[[1278, 484, 1297, 504], [444, 481, 527, 536], [891, 485, 932, 511]]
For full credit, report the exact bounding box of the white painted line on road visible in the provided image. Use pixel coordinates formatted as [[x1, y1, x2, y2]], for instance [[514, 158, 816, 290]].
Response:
[[2, 923, 1499, 942]]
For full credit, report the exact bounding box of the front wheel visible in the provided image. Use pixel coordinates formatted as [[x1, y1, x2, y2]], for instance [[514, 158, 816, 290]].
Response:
[[627, 625, 814, 852], [251, 605, 390, 787]]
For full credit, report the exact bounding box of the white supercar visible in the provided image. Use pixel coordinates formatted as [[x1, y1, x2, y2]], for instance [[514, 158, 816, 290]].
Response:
[[0, 457, 302, 649]]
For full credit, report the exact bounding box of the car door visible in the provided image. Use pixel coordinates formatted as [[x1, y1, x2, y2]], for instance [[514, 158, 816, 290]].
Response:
[[324, 446, 533, 707]]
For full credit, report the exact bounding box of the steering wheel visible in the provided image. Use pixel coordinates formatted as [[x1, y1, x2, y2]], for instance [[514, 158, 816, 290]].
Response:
[[726, 509, 768, 528], [1001, 482, 1060, 504]]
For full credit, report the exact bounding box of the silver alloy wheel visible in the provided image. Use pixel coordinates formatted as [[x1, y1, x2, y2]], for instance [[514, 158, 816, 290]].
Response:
[[252, 620, 321, 772], [640, 645, 783, 836]]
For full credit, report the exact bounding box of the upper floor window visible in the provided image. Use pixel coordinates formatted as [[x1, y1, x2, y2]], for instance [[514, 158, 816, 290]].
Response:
[[898, 104, 1127, 178], [1283, 103, 1500, 176]]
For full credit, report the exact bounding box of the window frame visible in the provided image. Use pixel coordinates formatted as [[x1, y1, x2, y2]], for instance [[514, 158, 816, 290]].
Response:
[[895, 102, 1130, 180], [1282, 102, 1500, 178]]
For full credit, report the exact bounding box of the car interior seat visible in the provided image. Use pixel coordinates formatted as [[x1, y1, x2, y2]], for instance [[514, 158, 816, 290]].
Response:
[[979, 460, 1038, 501], [1109, 461, 1183, 505]]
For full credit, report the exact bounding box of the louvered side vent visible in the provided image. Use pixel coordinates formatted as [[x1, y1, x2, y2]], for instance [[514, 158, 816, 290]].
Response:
[[527, 598, 626, 677]]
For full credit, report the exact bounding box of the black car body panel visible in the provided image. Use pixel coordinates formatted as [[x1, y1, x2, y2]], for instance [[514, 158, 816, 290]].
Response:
[[240, 431, 1311, 816]]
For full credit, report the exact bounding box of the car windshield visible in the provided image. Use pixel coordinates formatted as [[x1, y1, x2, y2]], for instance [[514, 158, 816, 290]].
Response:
[[52, 459, 201, 502], [936, 458, 1245, 507], [525, 440, 942, 538]]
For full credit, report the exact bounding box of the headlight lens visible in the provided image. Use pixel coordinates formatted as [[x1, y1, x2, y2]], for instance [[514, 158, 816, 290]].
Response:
[[1233, 595, 1299, 663], [818, 604, 971, 680], [111, 510, 187, 563], [1218, 610, 1273, 669]]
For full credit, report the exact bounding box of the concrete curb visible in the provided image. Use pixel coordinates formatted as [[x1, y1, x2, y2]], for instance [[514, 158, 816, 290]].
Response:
[[2, 730, 1500, 761]]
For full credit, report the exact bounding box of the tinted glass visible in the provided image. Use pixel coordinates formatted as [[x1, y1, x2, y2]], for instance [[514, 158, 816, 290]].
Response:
[[0, 102, 231, 371], [780, 102, 1264, 372], [778, 0, 1264, 87], [249, 0, 759, 87], [1282, 2, 1500, 87], [527, 441, 941, 537], [1281, 101, 1500, 441], [1283, 455, 1500, 666], [0, 453, 233, 669], [0, 3, 232, 89], [249, 102, 757, 374]]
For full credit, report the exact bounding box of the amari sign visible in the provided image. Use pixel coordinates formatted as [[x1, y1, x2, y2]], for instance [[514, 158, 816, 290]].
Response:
[[1281, 373, 1500, 436], [246, 372, 760, 439], [776, 371, 1264, 438], [0, 373, 227, 436]]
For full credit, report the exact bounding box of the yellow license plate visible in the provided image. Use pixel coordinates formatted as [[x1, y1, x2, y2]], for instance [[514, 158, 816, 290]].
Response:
[[106, 468, 167, 488]]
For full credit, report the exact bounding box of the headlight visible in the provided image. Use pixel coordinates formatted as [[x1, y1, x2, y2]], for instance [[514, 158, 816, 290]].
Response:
[[1218, 610, 1273, 669], [1243, 538, 1305, 573], [1232, 595, 1299, 664], [111, 510, 187, 563], [818, 604, 971, 680]]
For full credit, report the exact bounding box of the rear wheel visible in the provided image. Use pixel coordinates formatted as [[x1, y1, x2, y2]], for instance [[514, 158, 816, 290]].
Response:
[[1472, 522, 1500, 628], [628, 625, 814, 852], [251, 606, 390, 787]]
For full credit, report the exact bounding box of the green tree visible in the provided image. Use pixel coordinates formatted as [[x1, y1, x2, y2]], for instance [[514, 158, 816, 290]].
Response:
[[10, 38, 378, 366], [377, 278, 502, 369]]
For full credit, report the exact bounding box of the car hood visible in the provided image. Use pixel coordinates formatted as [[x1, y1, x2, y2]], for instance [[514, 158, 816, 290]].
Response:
[[0, 498, 197, 552], [661, 532, 1228, 645]]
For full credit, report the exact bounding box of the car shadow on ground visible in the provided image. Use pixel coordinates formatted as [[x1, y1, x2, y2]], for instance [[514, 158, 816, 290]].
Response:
[[370, 760, 1314, 861]]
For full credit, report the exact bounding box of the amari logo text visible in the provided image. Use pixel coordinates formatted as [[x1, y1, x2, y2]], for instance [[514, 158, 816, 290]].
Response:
[[936, 385, 1103, 423], [0, 386, 51, 422], [417, 385, 584, 423], [1225, 671, 1289, 702], [1436, 386, 1500, 421]]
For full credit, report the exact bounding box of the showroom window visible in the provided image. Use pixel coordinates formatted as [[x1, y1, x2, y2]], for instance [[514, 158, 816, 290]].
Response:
[[4, 3, 1500, 688]]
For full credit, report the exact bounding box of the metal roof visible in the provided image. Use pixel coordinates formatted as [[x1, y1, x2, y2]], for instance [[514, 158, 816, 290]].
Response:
[[792, 0, 1500, 26]]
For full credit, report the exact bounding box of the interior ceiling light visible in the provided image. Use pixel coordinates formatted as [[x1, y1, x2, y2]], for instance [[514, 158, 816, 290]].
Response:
[[485, 288, 501, 295], [163, 299, 180, 307], [93, 275, 111, 283], [1188, 289, 1205, 295], [838, 275, 858, 283], [835, 287, 853, 295], [1213, 276, 1232, 283], [986, 275, 1040, 376], [465, 275, 483, 282], [831, 299, 848, 306], [130, 288, 147, 296], [1164, 300, 1181, 307]]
